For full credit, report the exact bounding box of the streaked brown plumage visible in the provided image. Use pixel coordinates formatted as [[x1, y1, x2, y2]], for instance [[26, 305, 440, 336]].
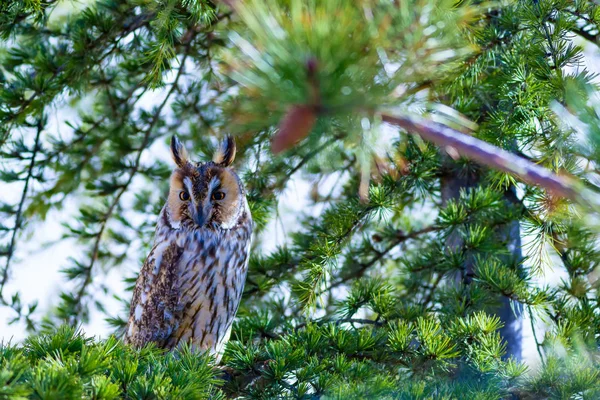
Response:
[[124, 136, 252, 363]]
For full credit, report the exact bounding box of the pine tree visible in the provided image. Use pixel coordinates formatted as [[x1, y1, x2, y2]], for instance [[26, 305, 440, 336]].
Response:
[[2, 0, 600, 398]]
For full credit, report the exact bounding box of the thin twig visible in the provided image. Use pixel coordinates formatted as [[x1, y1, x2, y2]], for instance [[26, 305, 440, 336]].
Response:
[[571, 26, 599, 43], [324, 225, 440, 293], [528, 305, 545, 365], [423, 272, 444, 308], [294, 317, 385, 331], [562, 9, 599, 43], [0, 117, 44, 302], [536, 2, 562, 75]]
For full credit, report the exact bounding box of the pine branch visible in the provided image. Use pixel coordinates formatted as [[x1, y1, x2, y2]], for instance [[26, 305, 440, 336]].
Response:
[[571, 26, 599, 44], [563, 8, 600, 44], [536, 2, 562, 74], [69, 47, 192, 323], [95, 12, 156, 65], [41, 80, 149, 169], [0, 7, 176, 143], [379, 113, 592, 205], [269, 135, 340, 193], [324, 226, 441, 293], [1, 65, 63, 145], [4, 0, 57, 25]]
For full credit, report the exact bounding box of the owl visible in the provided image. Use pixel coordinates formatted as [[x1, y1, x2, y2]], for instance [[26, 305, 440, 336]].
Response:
[[124, 135, 253, 363]]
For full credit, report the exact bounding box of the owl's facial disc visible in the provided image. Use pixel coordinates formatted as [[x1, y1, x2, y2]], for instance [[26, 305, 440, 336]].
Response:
[[167, 136, 244, 230]]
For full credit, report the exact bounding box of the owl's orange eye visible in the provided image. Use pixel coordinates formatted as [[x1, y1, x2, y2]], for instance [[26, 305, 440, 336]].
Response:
[[179, 191, 190, 201], [212, 191, 225, 201]]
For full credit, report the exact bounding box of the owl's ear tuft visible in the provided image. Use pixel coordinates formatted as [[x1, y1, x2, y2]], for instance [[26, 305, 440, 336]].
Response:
[[213, 136, 236, 166], [170, 135, 189, 168]]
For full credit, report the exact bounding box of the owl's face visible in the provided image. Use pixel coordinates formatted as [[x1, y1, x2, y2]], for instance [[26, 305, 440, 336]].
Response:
[[166, 136, 246, 230]]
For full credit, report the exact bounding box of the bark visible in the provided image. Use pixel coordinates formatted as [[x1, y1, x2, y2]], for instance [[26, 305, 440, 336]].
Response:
[[440, 158, 523, 360], [495, 187, 523, 360]]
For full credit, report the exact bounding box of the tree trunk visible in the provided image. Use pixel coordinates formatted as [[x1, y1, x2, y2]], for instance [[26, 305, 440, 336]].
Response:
[[440, 159, 523, 360], [495, 187, 523, 360]]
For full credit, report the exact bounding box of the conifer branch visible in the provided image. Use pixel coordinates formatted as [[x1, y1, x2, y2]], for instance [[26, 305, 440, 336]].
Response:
[[571, 26, 599, 44], [536, 2, 562, 74], [41, 81, 148, 169], [270, 136, 340, 193], [70, 48, 192, 322], [563, 9, 600, 44], [0, 5, 216, 143], [4, 0, 57, 26], [325, 226, 440, 293], [294, 317, 385, 331]]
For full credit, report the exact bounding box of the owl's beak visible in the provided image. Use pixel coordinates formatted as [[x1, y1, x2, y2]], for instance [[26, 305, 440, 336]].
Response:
[[193, 203, 211, 226]]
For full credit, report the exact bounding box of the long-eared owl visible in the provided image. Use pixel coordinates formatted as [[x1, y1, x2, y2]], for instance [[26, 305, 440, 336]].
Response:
[[124, 136, 253, 363]]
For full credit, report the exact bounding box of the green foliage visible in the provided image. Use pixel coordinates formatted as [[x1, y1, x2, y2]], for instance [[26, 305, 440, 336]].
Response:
[[2, 0, 600, 398], [2, 324, 600, 399], [1, 326, 222, 399]]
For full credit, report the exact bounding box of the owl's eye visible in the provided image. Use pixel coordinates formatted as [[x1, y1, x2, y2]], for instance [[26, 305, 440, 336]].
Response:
[[179, 191, 190, 201], [212, 191, 225, 201]]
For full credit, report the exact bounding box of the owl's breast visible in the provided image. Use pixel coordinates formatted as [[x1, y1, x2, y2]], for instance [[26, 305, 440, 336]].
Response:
[[166, 225, 252, 351]]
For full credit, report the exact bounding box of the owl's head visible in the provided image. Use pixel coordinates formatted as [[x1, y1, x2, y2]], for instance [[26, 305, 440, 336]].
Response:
[[166, 136, 247, 230]]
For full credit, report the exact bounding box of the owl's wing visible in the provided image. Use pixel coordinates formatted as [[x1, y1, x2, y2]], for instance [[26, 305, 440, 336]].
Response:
[[124, 240, 184, 348]]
